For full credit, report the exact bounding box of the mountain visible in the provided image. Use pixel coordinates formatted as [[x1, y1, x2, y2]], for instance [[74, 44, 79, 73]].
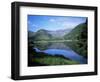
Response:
[[28, 31, 35, 38], [28, 21, 87, 41], [47, 29, 72, 38], [64, 22, 87, 40], [31, 29, 52, 41], [64, 21, 88, 58], [28, 28, 72, 41]]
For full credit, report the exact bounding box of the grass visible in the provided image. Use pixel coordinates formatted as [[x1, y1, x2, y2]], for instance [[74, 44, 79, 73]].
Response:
[[32, 55, 79, 65], [28, 44, 81, 66]]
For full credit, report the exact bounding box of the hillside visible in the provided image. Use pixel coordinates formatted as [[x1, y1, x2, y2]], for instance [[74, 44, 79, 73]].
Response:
[[47, 28, 72, 38], [28, 22, 87, 41], [64, 22, 87, 40], [30, 29, 52, 41], [64, 21, 87, 58], [28, 31, 35, 38]]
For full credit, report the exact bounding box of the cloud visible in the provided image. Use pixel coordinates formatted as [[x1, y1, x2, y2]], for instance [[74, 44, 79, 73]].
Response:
[[49, 19, 55, 22], [28, 20, 38, 27], [32, 24, 38, 27], [62, 22, 78, 29]]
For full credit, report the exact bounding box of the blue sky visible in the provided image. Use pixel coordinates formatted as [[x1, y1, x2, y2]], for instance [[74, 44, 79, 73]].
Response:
[[28, 15, 87, 32]]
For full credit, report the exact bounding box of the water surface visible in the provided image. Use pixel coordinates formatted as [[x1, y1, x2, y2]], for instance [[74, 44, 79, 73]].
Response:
[[33, 42, 87, 64]]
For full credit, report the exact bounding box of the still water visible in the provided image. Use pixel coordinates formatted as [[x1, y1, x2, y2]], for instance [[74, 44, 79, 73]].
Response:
[[33, 42, 87, 64]]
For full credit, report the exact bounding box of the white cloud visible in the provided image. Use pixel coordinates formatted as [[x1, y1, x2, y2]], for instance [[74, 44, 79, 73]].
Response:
[[32, 23, 37, 27], [49, 19, 55, 22], [28, 21, 38, 27], [62, 22, 78, 29]]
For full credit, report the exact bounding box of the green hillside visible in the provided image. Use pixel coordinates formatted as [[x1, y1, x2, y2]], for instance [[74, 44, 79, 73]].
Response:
[[64, 21, 87, 58], [64, 22, 87, 40], [31, 29, 52, 41]]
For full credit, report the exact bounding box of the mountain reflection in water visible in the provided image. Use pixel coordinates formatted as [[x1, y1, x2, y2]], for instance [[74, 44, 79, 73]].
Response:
[[33, 42, 87, 64]]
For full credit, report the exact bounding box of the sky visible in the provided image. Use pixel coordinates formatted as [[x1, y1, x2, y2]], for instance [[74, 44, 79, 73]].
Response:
[[28, 15, 87, 32]]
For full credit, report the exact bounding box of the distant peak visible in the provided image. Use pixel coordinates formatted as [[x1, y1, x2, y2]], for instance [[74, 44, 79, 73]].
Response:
[[37, 29, 47, 32]]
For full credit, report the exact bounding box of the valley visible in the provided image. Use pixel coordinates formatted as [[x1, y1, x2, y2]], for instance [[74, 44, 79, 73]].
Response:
[[28, 21, 88, 66]]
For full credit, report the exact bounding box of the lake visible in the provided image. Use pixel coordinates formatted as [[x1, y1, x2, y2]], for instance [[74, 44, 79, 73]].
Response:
[[33, 42, 87, 64]]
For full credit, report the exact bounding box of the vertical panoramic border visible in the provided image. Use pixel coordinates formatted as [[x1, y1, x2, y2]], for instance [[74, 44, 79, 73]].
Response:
[[11, 2, 98, 80]]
